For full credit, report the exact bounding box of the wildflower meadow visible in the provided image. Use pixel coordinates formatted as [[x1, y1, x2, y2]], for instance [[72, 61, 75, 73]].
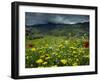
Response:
[[25, 35, 89, 68], [25, 12, 89, 68]]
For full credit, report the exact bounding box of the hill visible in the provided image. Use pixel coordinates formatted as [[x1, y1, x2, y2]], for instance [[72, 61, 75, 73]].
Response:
[[25, 22, 89, 39]]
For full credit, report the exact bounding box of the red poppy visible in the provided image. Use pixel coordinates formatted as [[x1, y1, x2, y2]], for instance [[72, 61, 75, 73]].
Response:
[[83, 41, 89, 48]]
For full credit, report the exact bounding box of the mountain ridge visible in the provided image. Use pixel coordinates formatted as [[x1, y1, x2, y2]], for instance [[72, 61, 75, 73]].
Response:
[[26, 21, 89, 27]]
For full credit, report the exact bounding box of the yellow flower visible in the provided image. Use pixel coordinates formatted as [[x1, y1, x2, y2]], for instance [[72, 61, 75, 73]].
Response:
[[79, 48, 84, 53], [65, 40, 69, 44], [76, 59, 79, 62], [70, 47, 76, 50], [60, 59, 67, 64], [58, 44, 63, 48], [39, 50, 42, 53], [40, 55, 45, 58], [36, 59, 43, 64], [43, 62, 48, 65], [45, 57, 51, 60], [73, 51, 76, 54], [45, 54, 50, 57], [31, 47, 36, 51], [72, 63, 78, 66]]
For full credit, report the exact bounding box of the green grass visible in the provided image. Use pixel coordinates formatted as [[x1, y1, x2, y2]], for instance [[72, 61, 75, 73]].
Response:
[[25, 36, 89, 68]]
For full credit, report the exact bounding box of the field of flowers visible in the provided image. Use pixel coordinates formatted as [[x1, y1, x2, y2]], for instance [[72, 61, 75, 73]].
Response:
[[25, 36, 89, 68]]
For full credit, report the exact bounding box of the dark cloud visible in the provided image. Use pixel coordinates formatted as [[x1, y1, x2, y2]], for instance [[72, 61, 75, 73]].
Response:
[[25, 12, 89, 25]]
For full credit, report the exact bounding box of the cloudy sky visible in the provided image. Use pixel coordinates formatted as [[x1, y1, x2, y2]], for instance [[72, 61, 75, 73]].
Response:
[[25, 12, 89, 25]]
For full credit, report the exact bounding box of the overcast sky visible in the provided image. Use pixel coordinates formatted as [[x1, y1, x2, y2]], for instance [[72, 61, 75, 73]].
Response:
[[25, 12, 89, 25]]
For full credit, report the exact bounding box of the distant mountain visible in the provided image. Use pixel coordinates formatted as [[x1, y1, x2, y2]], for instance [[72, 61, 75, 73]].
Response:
[[26, 22, 68, 29], [26, 22, 89, 28], [25, 22, 89, 37]]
